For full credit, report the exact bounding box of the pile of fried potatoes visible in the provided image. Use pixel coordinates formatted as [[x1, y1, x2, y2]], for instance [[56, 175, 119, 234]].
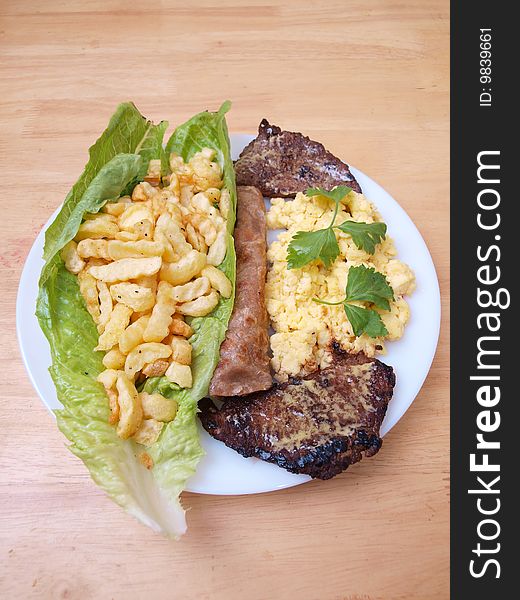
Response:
[[61, 149, 232, 448]]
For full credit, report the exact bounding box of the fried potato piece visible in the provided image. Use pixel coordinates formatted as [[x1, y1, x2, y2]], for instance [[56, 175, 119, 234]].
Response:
[[119, 315, 150, 354], [124, 342, 172, 379], [150, 191, 172, 221], [171, 155, 194, 180], [165, 172, 181, 197], [207, 229, 227, 266], [203, 187, 221, 204], [189, 211, 217, 246], [143, 281, 176, 342], [153, 232, 178, 263], [77, 239, 110, 260], [78, 271, 101, 323], [116, 373, 143, 439], [141, 359, 169, 378], [135, 274, 158, 295], [118, 203, 154, 230], [97, 369, 120, 424], [202, 265, 232, 298], [185, 223, 207, 253], [97, 368, 120, 388], [115, 230, 139, 242], [155, 213, 192, 256], [139, 392, 178, 422], [85, 257, 108, 268], [170, 315, 193, 338], [190, 149, 222, 191], [160, 250, 206, 286], [95, 303, 133, 351], [164, 198, 183, 225], [180, 184, 194, 206], [177, 290, 219, 317], [170, 276, 210, 303], [88, 256, 162, 283], [109, 282, 155, 312], [133, 418, 164, 446], [107, 239, 164, 260], [131, 181, 157, 202], [134, 219, 155, 240], [219, 188, 231, 220], [165, 361, 193, 388], [75, 215, 119, 241], [102, 347, 126, 370], [106, 388, 120, 425], [170, 336, 192, 365], [102, 198, 132, 216], [190, 191, 214, 214], [61, 240, 85, 274], [97, 281, 113, 334]]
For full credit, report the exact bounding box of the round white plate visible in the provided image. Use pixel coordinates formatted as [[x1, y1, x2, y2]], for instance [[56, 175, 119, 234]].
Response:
[[17, 133, 441, 495]]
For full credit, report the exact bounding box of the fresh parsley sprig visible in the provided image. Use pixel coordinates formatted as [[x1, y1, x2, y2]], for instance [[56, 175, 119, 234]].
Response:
[[335, 220, 387, 255], [314, 265, 394, 338], [286, 186, 350, 269], [286, 186, 386, 269]]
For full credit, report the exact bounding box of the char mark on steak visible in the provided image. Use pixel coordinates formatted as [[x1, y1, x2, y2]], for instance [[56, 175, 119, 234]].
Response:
[[200, 351, 394, 480], [234, 119, 362, 197]]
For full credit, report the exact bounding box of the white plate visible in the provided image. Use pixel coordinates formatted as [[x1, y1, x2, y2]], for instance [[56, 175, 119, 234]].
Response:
[[16, 133, 441, 495]]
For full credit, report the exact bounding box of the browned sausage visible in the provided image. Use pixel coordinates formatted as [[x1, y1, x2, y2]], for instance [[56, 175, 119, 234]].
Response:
[[209, 186, 272, 397]]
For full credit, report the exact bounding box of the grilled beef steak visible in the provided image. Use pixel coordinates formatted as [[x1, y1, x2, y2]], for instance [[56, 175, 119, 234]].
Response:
[[209, 186, 272, 396], [234, 119, 361, 197], [200, 351, 394, 479]]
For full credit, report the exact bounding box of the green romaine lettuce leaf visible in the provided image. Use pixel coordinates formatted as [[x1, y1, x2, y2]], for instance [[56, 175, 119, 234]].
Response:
[[36, 101, 236, 538], [43, 103, 167, 266]]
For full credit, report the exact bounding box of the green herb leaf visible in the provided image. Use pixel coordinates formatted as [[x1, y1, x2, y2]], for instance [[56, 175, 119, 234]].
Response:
[[287, 228, 340, 269], [286, 185, 352, 269], [344, 304, 388, 337], [313, 265, 393, 338], [305, 185, 352, 204], [345, 265, 394, 310], [336, 221, 387, 254]]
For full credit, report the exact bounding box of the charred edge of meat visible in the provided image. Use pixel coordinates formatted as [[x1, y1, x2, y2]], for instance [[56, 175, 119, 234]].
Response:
[[259, 118, 281, 137], [237, 431, 381, 480], [234, 119, 362, 196], [200, 353, 394, 480], [200, 396, 385, 480]]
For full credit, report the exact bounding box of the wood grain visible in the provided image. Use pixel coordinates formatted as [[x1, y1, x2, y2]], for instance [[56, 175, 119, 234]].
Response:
[[0, 1, 449, 598]]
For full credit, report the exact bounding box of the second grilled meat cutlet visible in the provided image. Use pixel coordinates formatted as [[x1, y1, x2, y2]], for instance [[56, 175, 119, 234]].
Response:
[[234, 119, 362, 197], [200, 350, 394, 480]]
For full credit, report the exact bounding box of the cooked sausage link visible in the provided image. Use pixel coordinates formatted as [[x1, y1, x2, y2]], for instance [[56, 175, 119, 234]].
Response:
[[209, 186, 272, 396]]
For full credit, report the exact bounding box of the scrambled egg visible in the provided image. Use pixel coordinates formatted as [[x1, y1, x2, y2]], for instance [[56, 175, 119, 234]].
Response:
[[266, 191, 416, 381]]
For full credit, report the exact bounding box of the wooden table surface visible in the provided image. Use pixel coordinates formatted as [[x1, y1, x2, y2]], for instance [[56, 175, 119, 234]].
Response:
[[0, 1, 449, 598]]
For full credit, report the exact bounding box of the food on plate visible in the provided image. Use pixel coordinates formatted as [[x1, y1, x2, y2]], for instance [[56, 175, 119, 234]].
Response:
[[210, 186, 272, 397], [36, 101, 236, 538], [200, 350, 395, 479], [75, 154, 234, 412], [265, 186, 415, 381], [68, 147, 233, 425], [234, 119, 362, 197], [34, 102, 417, 539]]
